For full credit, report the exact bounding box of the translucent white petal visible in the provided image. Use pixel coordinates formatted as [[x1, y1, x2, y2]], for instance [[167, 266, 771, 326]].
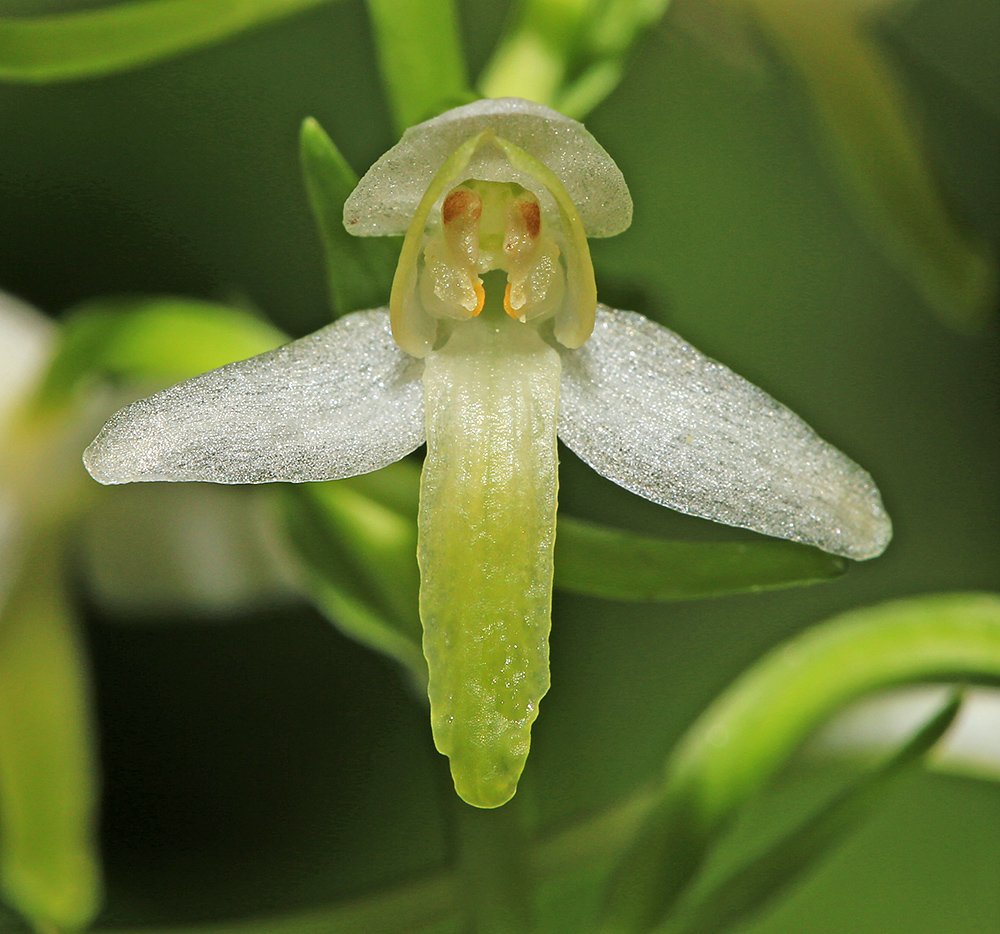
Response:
[[344, 98, 632, 239], [558, 307, 892, 560], [83, 309, 425, 485]]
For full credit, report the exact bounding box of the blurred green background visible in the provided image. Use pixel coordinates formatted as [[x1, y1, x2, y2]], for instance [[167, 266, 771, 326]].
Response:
[[1, 0, 998, 931]]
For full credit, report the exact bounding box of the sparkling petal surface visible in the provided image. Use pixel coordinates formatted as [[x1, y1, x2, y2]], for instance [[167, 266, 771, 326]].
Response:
[[344, 98, 631, 239], [558, 307, 892, 560], [83, 309, 425, 485]]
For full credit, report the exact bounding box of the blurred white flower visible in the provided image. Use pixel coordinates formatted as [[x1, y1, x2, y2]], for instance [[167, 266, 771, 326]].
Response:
[[812, 686, 1000, 781]]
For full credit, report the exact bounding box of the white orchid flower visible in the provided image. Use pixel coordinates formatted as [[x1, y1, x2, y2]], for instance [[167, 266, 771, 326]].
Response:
[[83, 98, 891, 808]]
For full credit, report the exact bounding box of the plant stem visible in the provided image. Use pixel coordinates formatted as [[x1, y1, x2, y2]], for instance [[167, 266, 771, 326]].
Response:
[[454, 793, 536, 934]]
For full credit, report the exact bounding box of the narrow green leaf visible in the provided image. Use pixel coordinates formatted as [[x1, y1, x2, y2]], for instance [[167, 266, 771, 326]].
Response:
[[0, 537, 101, 932], [479, 0, 671, 118], [0, 0, 337, 83], [308, 462, 846, 605], [322, 460, 846, 602], [299, 118, 399, 316], [559, 0, 673, 117], [34, 296, 285, 410], [281, 481, 426, 686], [340, 459, 421, 521], [554, 519, 846, 601], [602, 592, 1000, 934], [477, 0, 583, 109], [751, 0, 996, 331], [365, 0, 473, 133], [660, 693, 963, 934]]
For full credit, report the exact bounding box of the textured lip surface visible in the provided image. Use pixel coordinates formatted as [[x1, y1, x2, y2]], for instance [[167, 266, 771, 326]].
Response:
[[344, 97, 632, 239]]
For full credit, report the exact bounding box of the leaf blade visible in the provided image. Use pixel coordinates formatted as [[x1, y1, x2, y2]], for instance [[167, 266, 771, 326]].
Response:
[[478, 0, 672, 118], [661, 693, 963, 934], [750, 0, 997, 330], [282, 480, 426, 685], [602, 592, 1000, 933], [35, 296, 286, 411], [554, 518, 846, 601], [299, 118, 399, 317], [0, 0, 337, 83]]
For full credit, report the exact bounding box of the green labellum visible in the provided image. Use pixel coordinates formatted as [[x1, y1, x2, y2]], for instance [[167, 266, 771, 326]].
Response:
[[419, 312, 560, 808]]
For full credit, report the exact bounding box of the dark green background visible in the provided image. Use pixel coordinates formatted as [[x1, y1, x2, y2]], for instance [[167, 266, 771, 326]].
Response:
[[1, 0, 998, 930]]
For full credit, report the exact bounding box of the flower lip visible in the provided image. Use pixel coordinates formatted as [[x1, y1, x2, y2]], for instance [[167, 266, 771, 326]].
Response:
[[343, 98, 632, 240]]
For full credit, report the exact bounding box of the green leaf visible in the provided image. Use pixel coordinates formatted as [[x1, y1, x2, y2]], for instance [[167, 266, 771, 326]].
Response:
[[0, 537, 101, 931], [750, 0, 996, 331], [281, 479, 426, 686], [34, 296, 286, 410], [477, 0, 580, 110], [561, 0, 674, 117], [554, 519, 846, 601], [364, 0, 473, 133], [601, 592, 1000, 934], [0, 0, 337, 83], [301, 460, 846, 606], [478, 0, 671, 118], [291, 459, 846, 616], [299, 118, 399, 317], [659, 693, 963, 934]]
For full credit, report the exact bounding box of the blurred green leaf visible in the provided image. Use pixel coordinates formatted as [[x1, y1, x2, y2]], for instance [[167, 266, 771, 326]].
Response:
[[601, 592, 1000, 934], [554, 519, 846, 601], [299, 118, 399, 317], [659, 692, 962, 934], [281, 479, 426, 685], [0, 537, 101, 932], [364, 0, 473, 133], [479, 0, 670, 117], [750, 0, 996, 331], [326, 462, 846, 605], [341, 459, 421, 520], [34, 296, 285, 410], [0, 0, 337, 83]]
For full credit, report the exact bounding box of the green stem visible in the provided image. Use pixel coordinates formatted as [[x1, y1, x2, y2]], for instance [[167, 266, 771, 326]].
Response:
[[90, 788, 655, 934], [454, 794, 537, 934], [365, 0, 472, 132]]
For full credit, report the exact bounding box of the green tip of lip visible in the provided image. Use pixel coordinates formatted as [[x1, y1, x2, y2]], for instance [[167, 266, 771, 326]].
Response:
[[450, 754, 522, 809]]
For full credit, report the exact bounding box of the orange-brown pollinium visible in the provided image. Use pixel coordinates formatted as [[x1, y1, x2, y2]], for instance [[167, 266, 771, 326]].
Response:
[[442, 187, 482, 226], [519, 200, 541, 239], [441, 186, 485, 315]]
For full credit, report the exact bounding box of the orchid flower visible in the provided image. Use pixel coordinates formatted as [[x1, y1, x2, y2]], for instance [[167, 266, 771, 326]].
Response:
[[83, 98, 892, 808]]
